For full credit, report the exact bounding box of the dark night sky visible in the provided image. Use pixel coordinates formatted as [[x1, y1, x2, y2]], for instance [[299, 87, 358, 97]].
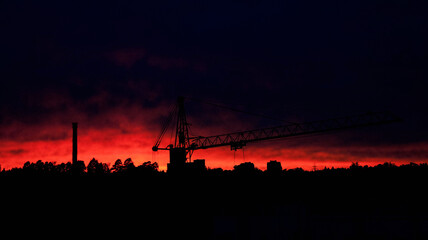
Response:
[[1, 0, 428, 170]]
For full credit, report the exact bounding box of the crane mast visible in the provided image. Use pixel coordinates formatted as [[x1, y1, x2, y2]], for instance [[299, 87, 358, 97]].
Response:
[[152, 97, 400, 173], [168, 96, 193, 172]]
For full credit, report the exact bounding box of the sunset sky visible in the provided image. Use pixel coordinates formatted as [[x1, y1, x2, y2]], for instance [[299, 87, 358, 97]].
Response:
[[1, 1, 428, 171]]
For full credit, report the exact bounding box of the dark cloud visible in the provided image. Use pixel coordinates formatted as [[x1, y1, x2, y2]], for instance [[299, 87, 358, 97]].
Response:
[[0, 148, 28, 160], [8, 149, 27, 156], [106, 48, 146, 68], [346, 147, 428, 160], [1, 0, 427, 153]]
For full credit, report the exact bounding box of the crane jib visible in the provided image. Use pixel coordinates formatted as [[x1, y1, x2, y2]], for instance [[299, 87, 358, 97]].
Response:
[[188, 112, 400, 150], [152, 97, 401, 173]]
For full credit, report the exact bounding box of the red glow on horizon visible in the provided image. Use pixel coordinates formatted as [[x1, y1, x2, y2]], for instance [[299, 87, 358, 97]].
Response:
[[1, 121, 427, 171], [1, 104, 427, 171]]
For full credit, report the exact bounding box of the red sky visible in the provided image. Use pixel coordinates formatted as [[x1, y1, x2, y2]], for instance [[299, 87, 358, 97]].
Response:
[[1, 45, 427, 171], [2, 1, 428, 171], [1, 115, 427, 171]]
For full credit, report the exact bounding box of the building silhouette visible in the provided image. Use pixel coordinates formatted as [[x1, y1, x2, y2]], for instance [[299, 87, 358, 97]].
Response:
[[267, 160, 282, 175]]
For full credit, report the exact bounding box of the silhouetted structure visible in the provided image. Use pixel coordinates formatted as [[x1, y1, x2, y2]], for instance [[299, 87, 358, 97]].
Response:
[[167, 158, 207, 175], [153, 97, 400, 174], [167, 147, 187, 173], [72, 122, 78, 165], [267, 160, 282, 175], [189, 159, 207, 174]]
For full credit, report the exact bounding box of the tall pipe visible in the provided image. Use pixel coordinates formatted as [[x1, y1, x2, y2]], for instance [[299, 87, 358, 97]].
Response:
[[72, 122, 78, 165]]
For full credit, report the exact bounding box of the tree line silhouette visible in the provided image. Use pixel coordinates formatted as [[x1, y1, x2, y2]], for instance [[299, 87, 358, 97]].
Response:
[[2, 158, 428, 240], [0, 158, 159, 176], [1, 158, 428, 177]]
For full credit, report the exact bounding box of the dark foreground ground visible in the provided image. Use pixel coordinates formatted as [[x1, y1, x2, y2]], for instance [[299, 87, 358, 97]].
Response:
[[2, 171, 427, 240]]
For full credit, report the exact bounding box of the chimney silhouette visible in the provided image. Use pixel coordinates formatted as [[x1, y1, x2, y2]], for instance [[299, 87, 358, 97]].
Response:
[[72, 122, 78, 165]]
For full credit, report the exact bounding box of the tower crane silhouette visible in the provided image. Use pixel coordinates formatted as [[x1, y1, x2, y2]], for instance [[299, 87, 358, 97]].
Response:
[[152, 97, 400, 173]]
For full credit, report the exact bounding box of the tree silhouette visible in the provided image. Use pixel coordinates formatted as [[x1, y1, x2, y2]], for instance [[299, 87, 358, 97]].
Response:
[[111, 159, 123, 173], [233, 162, 262, 176], [73, 160, 86, 175], [135, 161, 159, 176], [3, 159, 428, 182], [87, 158, 109, 175], [123, 158, 135, 171]]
